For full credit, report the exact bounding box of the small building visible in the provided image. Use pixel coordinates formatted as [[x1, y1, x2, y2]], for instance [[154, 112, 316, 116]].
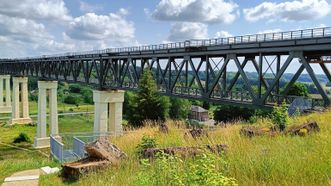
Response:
[[189, 105, 209, 122]]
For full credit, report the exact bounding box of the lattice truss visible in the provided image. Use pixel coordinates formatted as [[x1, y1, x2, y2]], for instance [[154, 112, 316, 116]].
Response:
[[1, 52, 331, 108]]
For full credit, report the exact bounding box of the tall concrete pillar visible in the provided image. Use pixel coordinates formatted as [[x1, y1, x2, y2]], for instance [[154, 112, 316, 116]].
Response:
[[21, 79, 29, 118], [0, 75, 11, 113], [0, 77, 3, 107], [93, 90, 110, 133], [49, 87, 58, 135], [108, 91, 124, 135], [5, 76, 11, 108], [34, 81, 58, 148], [93, 90, 124, 135], [10, 77, 32, 124]]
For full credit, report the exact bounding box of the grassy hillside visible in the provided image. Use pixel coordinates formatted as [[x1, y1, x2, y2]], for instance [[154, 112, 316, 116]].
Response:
[[1, 110, 331, 185]]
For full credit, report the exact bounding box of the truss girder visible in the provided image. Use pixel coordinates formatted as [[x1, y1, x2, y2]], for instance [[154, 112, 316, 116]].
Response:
[[0, 51, 330, 108]]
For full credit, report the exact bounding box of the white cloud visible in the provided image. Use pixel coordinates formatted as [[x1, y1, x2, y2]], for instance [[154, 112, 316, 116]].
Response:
[[152, 0, 238, 24], [80, 1, 103, 13], [244, 0, 331, 22], [66, 12, 135, 46], [258, 29, 282, 34], [215, 31, 232, 38], [0, 15, 50, 41], [0, 0, 71, 21], [168, 22, 208, 41]]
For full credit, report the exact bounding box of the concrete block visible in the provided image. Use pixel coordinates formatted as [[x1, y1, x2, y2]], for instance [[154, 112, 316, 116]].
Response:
[[40, 166, 60, 174], [33, 137, 50, 149], [4, 175, 39, 182], [9, 118, 33, 125]]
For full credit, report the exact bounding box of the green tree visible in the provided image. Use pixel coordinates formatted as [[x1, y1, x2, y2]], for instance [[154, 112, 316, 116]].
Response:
[[128, 69, 170, 127], [286, 82, 309, 97], [169, 97, 191, 119]]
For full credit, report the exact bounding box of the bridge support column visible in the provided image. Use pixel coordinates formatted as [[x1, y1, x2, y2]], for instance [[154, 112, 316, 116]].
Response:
[[0, 75, 11, 113], [93, 90, 124, 135], [10, 77, 32, 124], [34, 81, 58, 148]]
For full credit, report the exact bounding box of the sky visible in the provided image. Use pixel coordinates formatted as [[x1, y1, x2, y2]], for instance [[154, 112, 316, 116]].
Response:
[[0, 0, 330, 59]]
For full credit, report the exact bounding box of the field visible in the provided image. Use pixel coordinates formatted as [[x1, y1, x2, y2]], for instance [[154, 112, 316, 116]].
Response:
[[0, 109, 331, 185]]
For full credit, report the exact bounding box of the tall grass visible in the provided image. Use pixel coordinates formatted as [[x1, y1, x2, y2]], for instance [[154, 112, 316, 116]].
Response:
[[2, 110, 331, 185]]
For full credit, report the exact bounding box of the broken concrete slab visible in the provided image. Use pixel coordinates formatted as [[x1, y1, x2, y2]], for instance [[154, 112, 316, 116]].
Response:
[[85, 137, 127, 164]]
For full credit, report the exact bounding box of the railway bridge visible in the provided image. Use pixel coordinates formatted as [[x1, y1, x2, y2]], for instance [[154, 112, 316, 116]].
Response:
[[1, 27, 331, 148]]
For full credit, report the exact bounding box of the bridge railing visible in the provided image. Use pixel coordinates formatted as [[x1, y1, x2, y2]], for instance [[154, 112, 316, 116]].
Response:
[[5, 27, 331, 61], [267, 94, 324, 108]]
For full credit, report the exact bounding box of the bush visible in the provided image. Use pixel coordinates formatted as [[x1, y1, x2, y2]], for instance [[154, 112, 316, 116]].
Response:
[[135, 135, 157, 157], [286, 82, 309, 97], [63, 95, 80, 105], [29, 94, 38, 102], [135, 152, 237, 186], [271, 102, 289, 131], [214, 105, 255, 122], [82, 88, 93, 104], [68, 84, 82, 93], [13, 133, 31, 143], [169, 97, 191, 120]]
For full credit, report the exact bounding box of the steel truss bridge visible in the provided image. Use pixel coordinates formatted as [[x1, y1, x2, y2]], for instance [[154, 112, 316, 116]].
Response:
[[1, 27, 331, 108]]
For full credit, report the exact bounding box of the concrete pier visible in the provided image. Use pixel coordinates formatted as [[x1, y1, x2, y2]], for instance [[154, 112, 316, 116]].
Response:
[[10, 77, 32, 124], [34, 81, 58, 148], [0, 75, 11, 113], [93, 90, 124, 135]]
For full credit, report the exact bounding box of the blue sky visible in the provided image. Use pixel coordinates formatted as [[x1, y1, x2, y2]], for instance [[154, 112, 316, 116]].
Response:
[[0, 0, 330, 58]]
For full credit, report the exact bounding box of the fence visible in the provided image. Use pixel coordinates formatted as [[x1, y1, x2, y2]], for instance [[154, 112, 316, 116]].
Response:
[[6, 27, 331, 60], [50, 132, 112, 163]]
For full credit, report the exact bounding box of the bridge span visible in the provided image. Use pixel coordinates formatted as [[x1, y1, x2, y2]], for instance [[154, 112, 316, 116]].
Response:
[[0, 27, 331, 148]]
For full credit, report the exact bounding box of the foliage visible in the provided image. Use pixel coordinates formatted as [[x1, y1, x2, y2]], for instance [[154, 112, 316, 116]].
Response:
[[271, 102, 289, 131], [248, 110, 270, 124], [13, 132, 31, 143], [169, 97, 191, 119], [135, 152, 238, 186], [63, 95, 80, 106], [68, 84, 82, 93], [213, 105, 255, 122], [128, 69, 170, 127], [29, 93, 38, 102], [123, 91, 134, 118], [286, 82, 309, 97], [81, 88, 93, 104], [135, 135, 157, 157]]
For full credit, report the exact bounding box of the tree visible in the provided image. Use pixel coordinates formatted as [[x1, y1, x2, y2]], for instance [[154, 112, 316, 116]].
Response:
[[169, 97, 191, 119], [128, 69, 170, 127], [286, 82, 309, 97]]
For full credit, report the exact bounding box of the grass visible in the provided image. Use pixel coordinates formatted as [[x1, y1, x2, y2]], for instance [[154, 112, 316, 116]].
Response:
[[1, 110, 331, 185], [0, 114, 94, 183]]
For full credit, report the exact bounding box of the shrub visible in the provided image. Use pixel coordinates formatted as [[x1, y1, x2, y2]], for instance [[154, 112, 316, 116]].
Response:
[[271, 102, 289, 131], [135, 152, 238, 186], [169, 97, 191, 120], [135, 135, 157, 157], [68, 84, 82, 93], [13, 133, 31, 143], [82, 88, 93, 104], [286, 82, 309, 97], [214, 105, 255, 122], [63, 95, 80, 105]]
